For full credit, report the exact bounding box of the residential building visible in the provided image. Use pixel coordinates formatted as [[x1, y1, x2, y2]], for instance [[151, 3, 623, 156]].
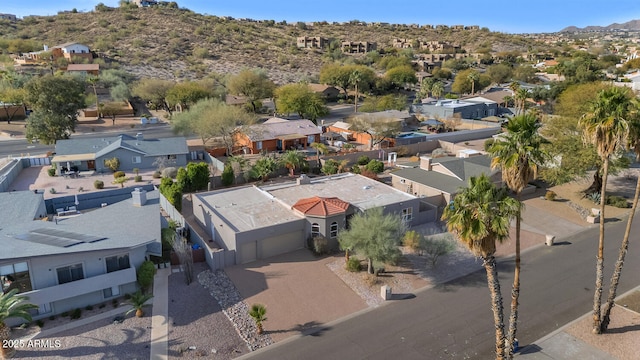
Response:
[[14, 42, 92, 65], [390, 154, 500, 208], [392, 39, 413, 49], [234, 118, 321, 154], [51, 134, 188, 173], [327, 110, 418, 149], [341, 41, 376, 54], [307, 83, 341, 100], [66, 63, 100, 76], [296, 36, 328, 49], [411, 98, 499, 120], [0, 13, 17, 21], [0, 189, 161, 324], [191, 173, 432, 265]]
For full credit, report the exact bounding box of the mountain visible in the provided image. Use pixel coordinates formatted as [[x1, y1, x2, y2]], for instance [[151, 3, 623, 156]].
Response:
[[0, 6, 539, 82], [560, 19, 640, 32]]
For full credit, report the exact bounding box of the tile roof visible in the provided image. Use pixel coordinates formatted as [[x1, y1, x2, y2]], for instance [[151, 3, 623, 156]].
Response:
[[292, 196, 350, 216]]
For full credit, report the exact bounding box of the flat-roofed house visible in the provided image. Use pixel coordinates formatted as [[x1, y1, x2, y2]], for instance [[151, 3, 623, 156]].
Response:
[[234, 118, 321, 154]]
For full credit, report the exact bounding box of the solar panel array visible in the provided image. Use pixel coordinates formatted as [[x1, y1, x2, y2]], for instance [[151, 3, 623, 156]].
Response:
[[15, 228, 107, 248]]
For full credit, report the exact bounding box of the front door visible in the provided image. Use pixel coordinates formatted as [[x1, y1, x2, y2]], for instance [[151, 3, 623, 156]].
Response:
[[86, 160, 95, 170]]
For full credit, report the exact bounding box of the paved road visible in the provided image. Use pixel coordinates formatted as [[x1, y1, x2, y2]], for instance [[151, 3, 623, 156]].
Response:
[[243, 217, 640, 359]]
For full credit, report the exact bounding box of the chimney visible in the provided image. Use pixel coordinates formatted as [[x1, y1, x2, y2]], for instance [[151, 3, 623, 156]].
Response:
[[419, 156, 432, 171], [297, 174, 311, 185], [136, 132, 143, 142], [131, 187, 147, 207]]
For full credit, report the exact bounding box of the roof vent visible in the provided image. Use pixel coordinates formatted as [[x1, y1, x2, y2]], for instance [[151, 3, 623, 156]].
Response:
[[363, 185, 372, 190]]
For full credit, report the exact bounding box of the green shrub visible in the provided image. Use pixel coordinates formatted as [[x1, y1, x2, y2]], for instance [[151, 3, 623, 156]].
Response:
[[137, 260, 156, 291], [357, 155, 371, 165], [606, 195, 629, 208], [112, 299, 119, 308], [588, 192, 601, 205], [346, 257, 361, 272], [221, 164, 234, 186], [134, 175, 142, 182], [351, 164, 361, 174], [312, 236, 329, 255], [545, 191, 557, 201], [403, 230, 422, 251], [395, 146, 410, 157], [49, 188, 56, 194], [113, 171, 125, 179], [484, 138, 495, 151], [104, 157, 120, 172], [61, 311, 69, 317], [94, 180, 104, 189], [85, 305, 93, 311], [365, 159, 385, 173], [162, 167, 178, 179], [47, 167, 56, 177], [49, 315, 56, 321], [36, 320, 44, 328], [99, 304, 106, 309], [133, 168, 139, 175], [70, 308, 82, 319]]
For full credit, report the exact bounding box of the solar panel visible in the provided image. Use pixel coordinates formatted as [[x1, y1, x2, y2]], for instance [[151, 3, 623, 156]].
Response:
[[15, 228, 107, 248]]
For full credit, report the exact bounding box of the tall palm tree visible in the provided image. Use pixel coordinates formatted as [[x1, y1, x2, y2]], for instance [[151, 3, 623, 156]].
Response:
[[468, 71, 480, 95], [515, 88, 529, 115], [249, 303, 267, 335], [431, 81, 444, 100], [442, 174, 520, 360], [488, 112, 548, 358], [600, 98, 640, 333], [310, 142, 328, 169], [579, 86, 632, 334], [349, 70, 362, 113], [0, 289, 38, 359], [279, 150, 306, 177]]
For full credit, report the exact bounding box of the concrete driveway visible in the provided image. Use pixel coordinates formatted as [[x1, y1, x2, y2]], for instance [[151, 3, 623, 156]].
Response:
[[224, 249, 367, 343]]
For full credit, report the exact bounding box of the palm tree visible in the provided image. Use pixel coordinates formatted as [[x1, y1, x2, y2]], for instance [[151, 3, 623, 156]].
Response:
[[578, 86, 632, 334], [441, 174, 520, 360], [467, 71, 480, 95], [431, 82, 444, 100], [125, 291, 153, 318], [349, 70, 362, 113], [0, 289, 38, 359], [337, 159, 349, 173], [279, 150, 306, 177], [248, 303, 267, 335], [311, 142, 328, 169], [488, 112, 548, 357], [502, 95, 513, 109], [515, 88, 529, 115], [600, 98, 640, 333]]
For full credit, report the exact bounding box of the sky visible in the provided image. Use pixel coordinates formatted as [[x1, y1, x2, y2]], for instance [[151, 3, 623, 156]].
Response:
[[4, 0, 640, 34]]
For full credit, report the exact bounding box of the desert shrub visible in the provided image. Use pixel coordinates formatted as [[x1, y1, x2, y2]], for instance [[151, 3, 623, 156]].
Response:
[[137, 260, 156, 291], [48, 315, 56, 321], [346, 257, 361, 272], [94, 180, 104, 189], [360, 168, 380, 181], [484, 138, 495, 151], [112, 299, 119, 308], [113, 171, 125, 179], [420, 234, 456, 267], [133, 168, 139, 175], [395, 146, 410, 157], [545, 190, 557, 201], [47, 167, 56, 177], [587, 192, 601, 205], [134, 175, 142, 182], [49, 188, 56, 194], [36, 320, 44, 327], [365, 159, 384, 173], [99, 304, 106, 309], [70, 308, 82, 319], [152, 170, 162, 178], [403, 230, 422, 252], [61, 311, 69, 317], [85, 305, 93, 311], [351, 164, 361, 174], [162, 167, 178, 178], [357, 155, 371, 165], [312, 236, 329, 255], [365, 273, 379, 286], [221, 164, 234, 186], [321, 159, 339, 175], [606, 195, 629, 208], [104, 157, 120, 172]]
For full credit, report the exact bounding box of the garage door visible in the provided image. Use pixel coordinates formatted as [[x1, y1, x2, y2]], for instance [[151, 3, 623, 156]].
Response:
[[261, 231, 304, 259], [239, 241, 257, 264]]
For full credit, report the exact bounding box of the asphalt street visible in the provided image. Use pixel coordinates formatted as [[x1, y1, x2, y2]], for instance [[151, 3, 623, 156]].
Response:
[[243, 217, 640, 360]]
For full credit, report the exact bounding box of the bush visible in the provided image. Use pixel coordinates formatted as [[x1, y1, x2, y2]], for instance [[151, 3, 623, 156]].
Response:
[[606, 195, 630, 208], [357, 155, 371, 165], [133, 168, 139, 175], [152, 170, 162, 179], [588, 192, 601, 205], [113, 171, 125, 179], [545, 191, 557, 201], [346, 257, 361, 272], [85, 305, 94, 311], [70, 308, 82, 319], [36, 320, 44, 328], [365, 159, 384, 173], [137, 260, 156, 291], [61, 311, 69, 317], [99, 304, 106, 309], [420, 234, 456, 267], [47, 167, 56, 177], [312, 236, 329, 255], [134, 175, 142, 182], [49, 315, 56, 321], [104, 157, 120, 172], [162, 167, 178, 179], [403, 230, 422, 251], [351, 164, 361, 174], [484, 138, 495, 151], [94, 180, 104, 189], [221, 164, 234, 186], [112, 299, 119, 308], [396, 146, 410, 157], [49, 188, 56, 194]]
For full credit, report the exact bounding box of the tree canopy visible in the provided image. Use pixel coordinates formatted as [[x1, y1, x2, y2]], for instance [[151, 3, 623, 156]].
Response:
[[166, 81, 214, 111], [274, 83, 328, 122], [227, 69, 275, 112], [132, 78, 175, 113]]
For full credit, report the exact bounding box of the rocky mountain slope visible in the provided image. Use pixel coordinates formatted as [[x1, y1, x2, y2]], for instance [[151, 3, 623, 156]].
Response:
[[561, 19, 640, 32]]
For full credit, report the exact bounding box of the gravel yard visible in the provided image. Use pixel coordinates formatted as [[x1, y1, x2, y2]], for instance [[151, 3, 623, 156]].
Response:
[[168, 263, 249, 359], [13, 313, 151, 360]]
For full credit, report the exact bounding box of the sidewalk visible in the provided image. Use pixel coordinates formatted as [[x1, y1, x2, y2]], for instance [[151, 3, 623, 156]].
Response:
[[150, 267, 171, 360]]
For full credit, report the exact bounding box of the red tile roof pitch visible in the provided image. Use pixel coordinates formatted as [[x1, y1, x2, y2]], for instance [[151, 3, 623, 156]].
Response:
[[292, 196, 350, 216]]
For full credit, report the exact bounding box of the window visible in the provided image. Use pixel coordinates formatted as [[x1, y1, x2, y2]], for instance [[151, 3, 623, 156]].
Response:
[[256, 141, 263, 150], [330, 222, 338, 239], [56, 264, 84, 284], [308, 135, 315, 144], [311, 223, 320, 237], [105, 254, 130, 273], [167, 154, 176, 160], [1, 262, 32, 294], [132, 156, 141, 164], [402, 207, 413, 223]]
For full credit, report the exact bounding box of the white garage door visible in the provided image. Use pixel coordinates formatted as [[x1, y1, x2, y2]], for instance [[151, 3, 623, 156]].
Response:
[[239, 241, 257, 264]]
